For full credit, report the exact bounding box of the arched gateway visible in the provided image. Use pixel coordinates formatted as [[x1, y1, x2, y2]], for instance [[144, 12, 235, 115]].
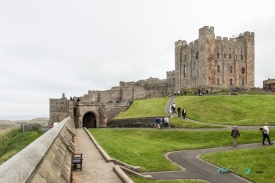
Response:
[[82, 112, 97, 128]]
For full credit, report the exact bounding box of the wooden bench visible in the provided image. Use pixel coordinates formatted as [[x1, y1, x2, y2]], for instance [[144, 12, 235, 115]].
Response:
[[72, 154, 83, 171]]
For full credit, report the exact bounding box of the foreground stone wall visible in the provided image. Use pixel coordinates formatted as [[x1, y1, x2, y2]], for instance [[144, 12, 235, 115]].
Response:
[[0, 117, 75, 183]]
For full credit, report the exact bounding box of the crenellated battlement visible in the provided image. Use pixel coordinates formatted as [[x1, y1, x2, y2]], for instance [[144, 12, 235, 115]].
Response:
[[175, 40, 187, 47], [199, 26, 214, 34], [243, 31, 254, 38]]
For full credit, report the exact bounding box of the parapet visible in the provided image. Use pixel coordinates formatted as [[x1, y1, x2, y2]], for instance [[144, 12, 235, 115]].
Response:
[[243, 31, 254, 38], [216, 36, 222, 40], [199, 26, 214, 34], [175, 40, 187, 47]]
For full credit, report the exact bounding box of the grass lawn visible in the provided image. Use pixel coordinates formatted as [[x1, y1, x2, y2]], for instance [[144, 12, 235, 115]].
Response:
[[175, 95, 275, 125], [0, 129, 43, 165], [89, 128, 275, 183], [201, 146, 275, 183], [88, 129, 274, 168], [169, 117, 225, 128], [114, 97, 169, 119]]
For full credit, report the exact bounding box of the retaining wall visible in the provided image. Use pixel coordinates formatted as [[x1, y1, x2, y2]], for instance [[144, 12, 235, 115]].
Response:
[[108, 117, 166, 128], [0, 117, 75, 183]]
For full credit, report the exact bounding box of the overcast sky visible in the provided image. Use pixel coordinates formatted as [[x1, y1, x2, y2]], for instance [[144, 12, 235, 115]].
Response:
[[1, 0, 274, 117]]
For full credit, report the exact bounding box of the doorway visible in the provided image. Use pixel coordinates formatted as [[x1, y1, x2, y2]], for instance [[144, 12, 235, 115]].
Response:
[[82, 112, 96, 128]]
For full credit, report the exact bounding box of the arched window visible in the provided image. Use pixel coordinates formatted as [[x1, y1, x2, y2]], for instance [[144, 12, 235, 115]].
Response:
[[217, 78, 219, 85], [217, 65, 220, 73], [242, 79, 244, 86], [229, 53, 232, 59], [242, 67, 245, 74], [230, 79, 232, 85], [217, 52, 219, 58], [230, 66, 232, 73], [196, 52, 199, 59], [184, 65, 186, 77], [241, 54, 243, 60]]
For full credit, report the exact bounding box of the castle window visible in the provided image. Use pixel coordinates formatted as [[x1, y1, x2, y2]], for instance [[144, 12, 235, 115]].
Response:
[[209, 57, 211, 61], [230, 66, 232, 73], [230, 79, 232, 85], [242, 67, 245, 74], [209, 77, 211, 82], [217, 52, 219, 58], [217, 78, 219, 85], [229, 53, 232, 59], [184, 65, 186, 77], [217, 65, 220, 73], [241, 54, 243, 60], [242, 79, 244, 86], [224, 53, 226, 58], [196, 52, 199, 59]]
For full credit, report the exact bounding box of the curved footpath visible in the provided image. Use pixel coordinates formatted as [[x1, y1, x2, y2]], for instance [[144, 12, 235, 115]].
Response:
[[143, 142, 272, 183], [141, 96, 273, 183], [73, 96, 273, 183]]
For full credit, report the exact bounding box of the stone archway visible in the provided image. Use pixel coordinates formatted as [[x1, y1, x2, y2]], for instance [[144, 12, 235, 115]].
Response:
[[82, 112, 97, 128]]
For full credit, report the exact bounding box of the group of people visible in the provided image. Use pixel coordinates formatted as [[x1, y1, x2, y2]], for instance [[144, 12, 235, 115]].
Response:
[[169, 103, 187, 119], [231, 123, 273, 147], [155, 116, 170, 129]]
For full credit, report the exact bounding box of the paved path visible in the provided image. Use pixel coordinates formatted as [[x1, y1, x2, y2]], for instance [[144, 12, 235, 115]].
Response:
[[143, 142, 274, 183], [73, 129, 123, 183], [141, 96, 273, 183]]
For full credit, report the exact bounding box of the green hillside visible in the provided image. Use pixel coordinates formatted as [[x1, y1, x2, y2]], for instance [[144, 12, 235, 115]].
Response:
[[115, 94, 275, 126]]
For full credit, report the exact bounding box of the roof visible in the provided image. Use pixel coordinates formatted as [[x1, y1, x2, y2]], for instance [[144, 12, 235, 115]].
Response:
[[265, 79, 275, 84]]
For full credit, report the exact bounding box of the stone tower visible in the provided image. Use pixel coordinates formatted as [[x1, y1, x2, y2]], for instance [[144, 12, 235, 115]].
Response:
[[175, 26, 255, 91]]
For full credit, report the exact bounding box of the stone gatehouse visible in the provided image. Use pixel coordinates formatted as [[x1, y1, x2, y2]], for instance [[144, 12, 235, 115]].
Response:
[[49, 26, 255, 128]]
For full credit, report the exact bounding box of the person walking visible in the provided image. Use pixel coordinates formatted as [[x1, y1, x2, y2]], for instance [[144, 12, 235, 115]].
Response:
[[177, 106, 181, 117], [182, 108, 186, 119], [172, 103, 176, 113], [262, 123, 273, 145], [155, 117, 161, 129], [164, 116, 169, 128], [231, 126, 240, 147]]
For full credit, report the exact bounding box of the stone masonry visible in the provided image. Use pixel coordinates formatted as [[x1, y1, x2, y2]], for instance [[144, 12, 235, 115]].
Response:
[[174, 26, 255, 91], [49, 26, 255, 128]]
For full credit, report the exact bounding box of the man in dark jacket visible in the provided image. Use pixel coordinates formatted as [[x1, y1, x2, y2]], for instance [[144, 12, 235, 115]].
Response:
[[231, 126, 240, 147], [177, 106, 181, 117]]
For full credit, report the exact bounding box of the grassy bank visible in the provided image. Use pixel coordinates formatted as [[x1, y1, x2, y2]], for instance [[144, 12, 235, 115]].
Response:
[[88, 129, 274, 171], [0, 129, 43, 164], [114, 97, 169, 119], [176, 95, 275, 125], [88, 128, 275, 182], [201, 146, 275, 183]]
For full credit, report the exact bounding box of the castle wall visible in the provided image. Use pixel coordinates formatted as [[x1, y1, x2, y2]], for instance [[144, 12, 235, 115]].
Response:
[[49, 98, 69, 124], [175, 26, 255, 91]]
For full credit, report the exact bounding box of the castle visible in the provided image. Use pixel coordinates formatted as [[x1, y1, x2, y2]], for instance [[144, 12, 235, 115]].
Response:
[[175, 26, 254, 91], [49, 26, 255, 128]]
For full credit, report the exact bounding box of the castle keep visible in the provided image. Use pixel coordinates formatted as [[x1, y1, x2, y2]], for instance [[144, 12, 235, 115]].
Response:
[[50, 26, 255, 128], [175, 26, 254, 91]]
